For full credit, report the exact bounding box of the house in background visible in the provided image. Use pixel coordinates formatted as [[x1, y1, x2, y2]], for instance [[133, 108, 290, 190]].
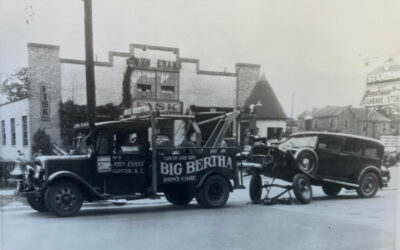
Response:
[[297, 105, 391, 139], [243, 74, 287, 140]]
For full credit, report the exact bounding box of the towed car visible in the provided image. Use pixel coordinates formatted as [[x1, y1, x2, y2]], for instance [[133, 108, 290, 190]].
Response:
[[243, 132, 392, 204]]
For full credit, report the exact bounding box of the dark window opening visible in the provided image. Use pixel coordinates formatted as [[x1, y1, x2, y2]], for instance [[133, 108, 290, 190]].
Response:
[[22, 116, 28, 146], [161, 85, 175, 94], [11, 118, 16, 146], [318, 136, 342, 152], [343, 138, 363, 155], [1, 120, 5, 145], [137, 84, 152, 92]]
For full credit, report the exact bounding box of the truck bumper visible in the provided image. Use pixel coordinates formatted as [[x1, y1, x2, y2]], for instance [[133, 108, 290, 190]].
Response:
[[16, 181, 42, 198]]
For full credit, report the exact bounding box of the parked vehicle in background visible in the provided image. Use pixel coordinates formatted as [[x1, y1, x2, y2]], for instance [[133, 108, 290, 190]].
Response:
[[243, 132, 393, 204], [14, 105, 243, 217], [380, 136, 400, 166]]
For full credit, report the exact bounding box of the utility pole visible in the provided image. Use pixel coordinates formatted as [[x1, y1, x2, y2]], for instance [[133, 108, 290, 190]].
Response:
[[83, 0, 96, 129]]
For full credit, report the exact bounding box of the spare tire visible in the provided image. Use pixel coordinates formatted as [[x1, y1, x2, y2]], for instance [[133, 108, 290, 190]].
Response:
[[296, 151, 318, 175]]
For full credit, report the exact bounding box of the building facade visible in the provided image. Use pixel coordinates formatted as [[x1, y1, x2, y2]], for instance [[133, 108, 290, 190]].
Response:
[[297, 106, 391, 139], [1, 42, 273, 160]]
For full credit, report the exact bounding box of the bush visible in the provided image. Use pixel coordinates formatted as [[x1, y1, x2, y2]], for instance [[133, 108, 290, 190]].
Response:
[[32, 128, 53, 155]]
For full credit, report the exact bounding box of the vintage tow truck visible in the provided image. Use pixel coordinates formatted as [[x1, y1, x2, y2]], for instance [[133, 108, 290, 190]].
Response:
[[16, 105, 244, 216]]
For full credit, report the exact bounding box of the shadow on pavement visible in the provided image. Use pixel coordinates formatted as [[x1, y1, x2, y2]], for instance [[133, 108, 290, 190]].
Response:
[[25, 202, 243, 219]]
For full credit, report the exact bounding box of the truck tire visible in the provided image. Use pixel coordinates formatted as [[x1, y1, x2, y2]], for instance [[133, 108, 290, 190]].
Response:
[[322, 183, 341, 197], [357, 172, 379, 198], [196, 175, 230, 208], [165, 186, 194, 206], [27, 197, 48, 212], [45, 180, 83, 217], [292, 174, 312, 204], [249, 174, 262, 203]]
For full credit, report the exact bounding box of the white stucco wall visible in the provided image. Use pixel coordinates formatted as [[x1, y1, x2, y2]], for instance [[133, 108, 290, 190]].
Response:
[[60, 55, 128, 106], [0, 98, 30, 160], [179, 62, 237, 112], [256, 119, 287, 138]]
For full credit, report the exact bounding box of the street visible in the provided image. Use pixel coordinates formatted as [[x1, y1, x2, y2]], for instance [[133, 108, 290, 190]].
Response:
[[1, 168, 399, 250]]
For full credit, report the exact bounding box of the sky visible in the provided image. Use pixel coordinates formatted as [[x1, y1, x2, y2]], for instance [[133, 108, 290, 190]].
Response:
[[1, 0, 400, 117]]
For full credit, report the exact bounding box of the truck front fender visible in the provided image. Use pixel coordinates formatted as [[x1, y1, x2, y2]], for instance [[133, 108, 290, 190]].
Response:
[[44, 171, 104, 201]]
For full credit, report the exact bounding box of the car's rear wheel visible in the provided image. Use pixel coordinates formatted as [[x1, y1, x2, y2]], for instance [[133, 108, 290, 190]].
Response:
[[249, 174, 262, 203], [165, 185, 194, 206], [196, 175, 230, 208], [45, 181, 83, 217], [27, 197, 48, 212], [357, 172, 379, 198], [292, 174, 312, 204], [296, 151, 318, 175], [322, 183, 341, 197]]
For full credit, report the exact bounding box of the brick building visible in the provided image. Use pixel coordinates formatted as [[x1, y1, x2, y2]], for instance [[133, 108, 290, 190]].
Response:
[[297, 105, 391, 139], [0, 42, 284, 160]]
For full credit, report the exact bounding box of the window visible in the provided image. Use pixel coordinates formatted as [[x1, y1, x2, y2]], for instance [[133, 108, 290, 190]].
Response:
[[1, 120, 5, 145], [329, 118, 337, 129], [137, 84, 152, 92], [364, 141, 382, 158], [279, 136, 317, 151], [318, 136, 342, 152], [10, 118, 16, 146], [22, 116, 28, 146], [382, 123, 386, 132], [161, 86, 175, 94], [344, 118, 349, 129], [313, 119, 318, 129], [343, 138, 363, 155]]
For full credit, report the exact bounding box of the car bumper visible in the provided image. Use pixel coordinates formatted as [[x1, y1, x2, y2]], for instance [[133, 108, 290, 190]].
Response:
[[381, 169, 391, 187]]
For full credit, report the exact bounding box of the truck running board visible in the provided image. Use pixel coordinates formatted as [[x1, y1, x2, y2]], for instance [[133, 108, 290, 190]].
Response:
[[322, 178, 359, 188]]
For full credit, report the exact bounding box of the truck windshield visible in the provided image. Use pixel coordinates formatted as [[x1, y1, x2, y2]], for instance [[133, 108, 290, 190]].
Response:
[[77, 131, 94, 155], [279, 136, 317, 151]]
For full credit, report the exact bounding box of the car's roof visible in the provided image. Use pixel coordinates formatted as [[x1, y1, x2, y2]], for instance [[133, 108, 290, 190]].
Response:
[[291, 131, 384, 146]]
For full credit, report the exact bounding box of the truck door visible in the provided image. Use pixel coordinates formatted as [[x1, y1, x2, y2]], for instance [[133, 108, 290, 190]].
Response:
[[96, 129, 149, 194]]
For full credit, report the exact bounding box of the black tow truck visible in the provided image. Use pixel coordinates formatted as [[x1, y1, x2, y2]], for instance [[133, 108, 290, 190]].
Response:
[[16, 105, 244, 216]]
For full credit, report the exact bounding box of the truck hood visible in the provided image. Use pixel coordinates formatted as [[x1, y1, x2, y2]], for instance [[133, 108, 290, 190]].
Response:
[[36, 155, 90, 162]]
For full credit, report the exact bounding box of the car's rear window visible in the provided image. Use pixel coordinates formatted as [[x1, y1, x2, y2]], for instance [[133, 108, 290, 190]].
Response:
[[364, 141, 382, 158]]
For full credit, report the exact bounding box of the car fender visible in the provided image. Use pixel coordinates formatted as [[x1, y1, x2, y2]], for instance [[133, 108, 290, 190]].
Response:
[[195, 169, 233, 192], [44, 171, 104, 200], [356, 166, 383, 188]]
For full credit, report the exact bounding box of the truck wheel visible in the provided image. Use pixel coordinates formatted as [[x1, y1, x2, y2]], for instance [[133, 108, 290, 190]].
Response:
[[27, 197, 48, 212], [165, 187, 194, 206], [196, 175, 230, 208], [45, 181, 83, 217], [322, 184, 341, 196], [249, 174, 262, 203], [292, 174, 312, 204], [357, 172, 379, 198], [296, 151, 318, 175]]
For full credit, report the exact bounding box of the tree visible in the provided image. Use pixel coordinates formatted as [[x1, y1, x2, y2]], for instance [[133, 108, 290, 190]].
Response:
[[32, 128, 53, 155], [0, 68, 29, 102]]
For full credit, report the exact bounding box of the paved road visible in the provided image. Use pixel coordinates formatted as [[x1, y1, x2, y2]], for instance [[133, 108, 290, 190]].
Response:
[[1, 168, 399, 250]]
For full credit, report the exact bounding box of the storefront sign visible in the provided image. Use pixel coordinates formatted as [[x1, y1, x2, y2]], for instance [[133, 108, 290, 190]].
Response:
[[127, 57, 180, 70], [157, 60, 179, 70], [364, 94, 400, 107], [40, 84, 50, 121], [367, 70, 400, 84], [133, 100, 182, 114], [127, 57, 151, 68]]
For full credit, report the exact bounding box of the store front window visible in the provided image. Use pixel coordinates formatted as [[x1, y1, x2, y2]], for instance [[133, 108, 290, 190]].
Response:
[[132, 70, 178, 101]]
